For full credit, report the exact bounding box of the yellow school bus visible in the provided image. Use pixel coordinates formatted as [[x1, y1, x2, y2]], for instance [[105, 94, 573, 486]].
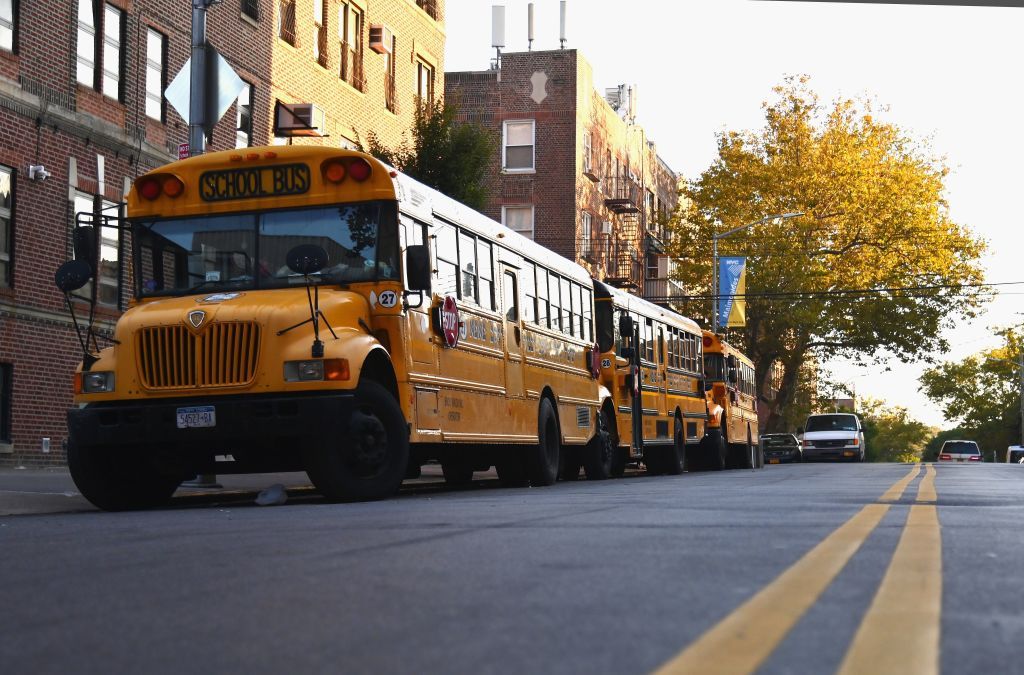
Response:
[[592, 281, 708, 476], [57, 146, 609, 509], [699, 331, 762, 470]]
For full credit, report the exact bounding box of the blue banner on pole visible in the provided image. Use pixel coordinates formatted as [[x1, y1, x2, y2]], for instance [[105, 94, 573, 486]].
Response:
[[718, 256, 747, 328]]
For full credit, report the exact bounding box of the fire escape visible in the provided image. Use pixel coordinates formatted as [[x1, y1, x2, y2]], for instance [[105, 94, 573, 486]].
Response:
[[599, 174, 642, 291]]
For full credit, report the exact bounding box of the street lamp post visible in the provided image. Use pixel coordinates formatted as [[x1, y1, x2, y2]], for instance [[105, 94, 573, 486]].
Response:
[[711, 212, 804, 334]]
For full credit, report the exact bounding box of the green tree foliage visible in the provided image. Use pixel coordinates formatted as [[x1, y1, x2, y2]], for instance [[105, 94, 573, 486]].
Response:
[[920, 327, 1022, 461], [856, 398, 935, 463], [367, 98, 495, 211], [670, 76, 987, 431]]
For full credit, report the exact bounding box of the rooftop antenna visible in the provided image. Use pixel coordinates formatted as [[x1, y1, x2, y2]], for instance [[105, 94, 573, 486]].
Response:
[[527, 3, 535, 51], [491, 5, 505, 69], [560, 1, 567, 49]]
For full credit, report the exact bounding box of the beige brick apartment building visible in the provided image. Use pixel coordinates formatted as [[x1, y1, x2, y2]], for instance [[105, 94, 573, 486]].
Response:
[[0, 0, 444, 466], [445, 49, 683, 306]]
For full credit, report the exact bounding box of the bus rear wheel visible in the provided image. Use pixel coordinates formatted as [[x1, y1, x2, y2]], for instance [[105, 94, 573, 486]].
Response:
[[68, 441, 180, 511], [528, 398, 561, 486], [304, 380, 408, 502]]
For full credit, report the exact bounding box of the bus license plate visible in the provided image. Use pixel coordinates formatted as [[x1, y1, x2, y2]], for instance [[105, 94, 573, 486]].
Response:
[[768, 459, 780, 464], [177, 406, 216, 429]]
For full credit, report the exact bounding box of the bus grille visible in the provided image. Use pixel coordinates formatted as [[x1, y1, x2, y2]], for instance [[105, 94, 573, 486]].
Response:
[[136, 323, 261, 389]]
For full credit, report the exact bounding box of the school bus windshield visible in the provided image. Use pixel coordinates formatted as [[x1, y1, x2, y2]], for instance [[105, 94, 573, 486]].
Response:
[[133, 200, 399, 297]]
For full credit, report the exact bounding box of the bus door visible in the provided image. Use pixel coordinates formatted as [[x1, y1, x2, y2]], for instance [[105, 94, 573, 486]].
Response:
[[501, 266, 525, 399], [402, 217, 437, 376]]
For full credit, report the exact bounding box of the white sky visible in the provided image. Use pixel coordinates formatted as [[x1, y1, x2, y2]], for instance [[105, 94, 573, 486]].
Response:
[[443, 0, 1024, 429]]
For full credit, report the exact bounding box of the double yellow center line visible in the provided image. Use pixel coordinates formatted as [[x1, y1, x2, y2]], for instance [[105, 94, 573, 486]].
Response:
[[655, 464, 942, 675]]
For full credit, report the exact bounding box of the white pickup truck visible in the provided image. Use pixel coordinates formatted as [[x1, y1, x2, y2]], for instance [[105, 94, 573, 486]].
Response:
[[799, 413, 865, 462]]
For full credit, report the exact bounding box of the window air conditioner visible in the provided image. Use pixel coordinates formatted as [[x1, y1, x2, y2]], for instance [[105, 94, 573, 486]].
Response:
[[369, 24, 394, 54], [273, 101, 326, 137], [600, 221, 613, 236]]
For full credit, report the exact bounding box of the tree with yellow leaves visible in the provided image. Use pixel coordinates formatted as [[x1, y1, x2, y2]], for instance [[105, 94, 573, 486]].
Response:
[[670, 76, 987, 431]]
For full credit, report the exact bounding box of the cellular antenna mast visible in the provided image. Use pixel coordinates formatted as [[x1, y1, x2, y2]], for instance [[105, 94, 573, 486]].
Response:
[[527, 3, 535, 51], [491, 5, 505, 68], [560, 1, 567, 49]]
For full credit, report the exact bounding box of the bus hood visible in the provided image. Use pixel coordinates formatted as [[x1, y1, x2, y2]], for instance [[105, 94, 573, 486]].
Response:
[[119, 288, 371, 340]]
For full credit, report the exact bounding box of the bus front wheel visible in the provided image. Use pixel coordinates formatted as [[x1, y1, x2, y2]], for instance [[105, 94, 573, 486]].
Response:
[[68, 441, 180, 511], [305, 380, 409, 502], [700, 429, 727, 471], [582, 407, 615, 480]]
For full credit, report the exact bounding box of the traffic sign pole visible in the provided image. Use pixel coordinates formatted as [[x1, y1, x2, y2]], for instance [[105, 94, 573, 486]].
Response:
[[189, 0, 215, 157]]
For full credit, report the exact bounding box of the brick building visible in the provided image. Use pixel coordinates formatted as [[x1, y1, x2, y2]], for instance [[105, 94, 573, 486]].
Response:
[[0, 0, 444, 466], [444, 49, 682, 307]]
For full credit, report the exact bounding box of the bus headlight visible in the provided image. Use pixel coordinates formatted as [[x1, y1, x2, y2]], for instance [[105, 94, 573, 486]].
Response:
[[80, 371, 116, 393], [284, 359, 349, 382]]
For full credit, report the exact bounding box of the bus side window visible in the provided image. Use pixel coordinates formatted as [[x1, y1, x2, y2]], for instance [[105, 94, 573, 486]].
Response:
[[522, 261, 537, 323], [435, 223, 458, 297], [478, 239, 494, 311], [658, 327, 665, 365], [644, 318, 654, 363], [537, 267, 549, 328], [458, 231, 477, 303], [581, 287, 592, 343]]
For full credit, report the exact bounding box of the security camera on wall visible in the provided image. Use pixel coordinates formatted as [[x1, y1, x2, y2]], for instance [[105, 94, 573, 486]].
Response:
[[28, 165, 50, 181]]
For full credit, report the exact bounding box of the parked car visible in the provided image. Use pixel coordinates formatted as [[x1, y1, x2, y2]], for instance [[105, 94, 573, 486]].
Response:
[[760, 433, 802, 463], [938, 440, 982, 462], [1007, 446, 1024, 464], [799, 413, 865, 462]]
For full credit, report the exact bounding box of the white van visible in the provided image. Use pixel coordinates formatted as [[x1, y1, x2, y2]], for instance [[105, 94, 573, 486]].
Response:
[[1007, 446, 1024, 464], [799, 413, 865, 462]]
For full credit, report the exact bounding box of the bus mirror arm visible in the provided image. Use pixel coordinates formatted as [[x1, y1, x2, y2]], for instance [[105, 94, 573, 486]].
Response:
[[402, 290, 425, 310]]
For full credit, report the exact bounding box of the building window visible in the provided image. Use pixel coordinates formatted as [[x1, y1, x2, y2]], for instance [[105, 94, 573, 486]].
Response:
[[278, 0, 296, 44], [97, 199, 121, 307], [145, 28, 165, 121], [502, 205, 534, 240], [102, 4, 124, 99], [72, 190, 96, 298], [235, 82, 253, 148], [582, 130, 592, 173], [580, 211, 592, 260], [0, 166, 12, 287], [503, 120, 535, 171], [0, 0, 16, 52], [76, 0, 96, 87], [415, 0, 437, 20], [241, 0, 259, 21], [415, 58, 433, 103], [312, 0, 328, 67], [338, 3, 363, 90], [384, 34, 397, 113], [0, 363, 11, 443]]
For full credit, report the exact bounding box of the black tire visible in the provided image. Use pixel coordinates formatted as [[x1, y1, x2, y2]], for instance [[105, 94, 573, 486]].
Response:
[[700, 429, 727, 471], [304, 380, 409, 502], [663, 416, 686, 475], [68, 441, 180, 511], [529, 398, 561, 486], [441, 461, 474, 487], [583, 407, 615, 480]]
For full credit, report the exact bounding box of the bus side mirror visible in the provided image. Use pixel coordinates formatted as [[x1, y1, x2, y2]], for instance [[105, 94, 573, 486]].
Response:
[[73, 225, 97, 272], [727, 369, 738, 385], [405, 245, 431, 292], [55, 260, 93, 292], [727, 355, 739, 369], [618, 314, 633, 337], [286, 244, 328, 276]]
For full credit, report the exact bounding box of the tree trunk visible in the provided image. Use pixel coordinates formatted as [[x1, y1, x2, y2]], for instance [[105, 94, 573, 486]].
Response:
[[764, 349, 807, 433]]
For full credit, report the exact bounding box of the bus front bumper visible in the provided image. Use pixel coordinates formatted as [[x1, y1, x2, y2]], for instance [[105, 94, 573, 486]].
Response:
[[67, 393, 356, 456]]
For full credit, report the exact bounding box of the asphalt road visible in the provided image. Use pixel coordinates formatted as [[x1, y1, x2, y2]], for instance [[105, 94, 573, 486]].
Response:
[[1, 462, 1022, 674]]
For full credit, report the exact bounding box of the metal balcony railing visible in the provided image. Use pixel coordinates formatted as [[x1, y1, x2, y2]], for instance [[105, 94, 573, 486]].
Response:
[[316, 27, 329, 68], [385, 71, 398, 113], [643, 277, 687, 303], [603, 176, 642, 214]]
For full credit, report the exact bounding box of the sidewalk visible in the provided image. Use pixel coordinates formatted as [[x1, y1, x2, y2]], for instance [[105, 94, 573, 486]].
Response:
[[0, 464, 452, 516]]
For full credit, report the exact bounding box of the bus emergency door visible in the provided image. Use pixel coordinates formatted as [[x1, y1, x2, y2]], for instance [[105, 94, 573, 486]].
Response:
[[501, 266, 525, 399]]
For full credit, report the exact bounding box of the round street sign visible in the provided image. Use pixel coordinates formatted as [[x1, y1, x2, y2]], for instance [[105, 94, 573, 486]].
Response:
[[440, 295, 460, 348]]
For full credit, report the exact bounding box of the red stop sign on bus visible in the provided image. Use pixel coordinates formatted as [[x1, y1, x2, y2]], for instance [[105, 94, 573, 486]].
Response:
[[440, 295, 460, 348]]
